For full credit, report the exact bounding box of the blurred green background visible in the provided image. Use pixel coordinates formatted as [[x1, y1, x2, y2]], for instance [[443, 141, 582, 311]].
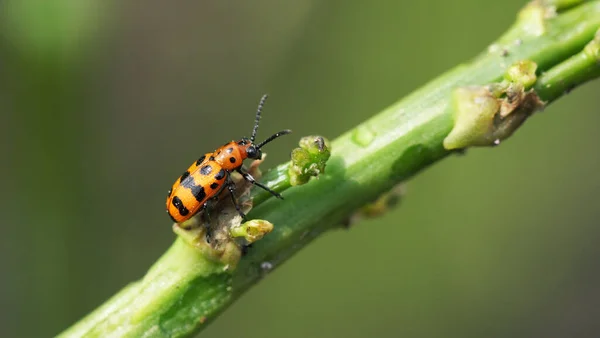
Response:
[[2, 1, 600, 337]]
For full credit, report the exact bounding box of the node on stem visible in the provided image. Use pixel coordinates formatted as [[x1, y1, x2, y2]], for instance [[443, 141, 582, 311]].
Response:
[[443, 60, 545, 150], [229, 219, 274, 246], [289, 135, 331, 186]]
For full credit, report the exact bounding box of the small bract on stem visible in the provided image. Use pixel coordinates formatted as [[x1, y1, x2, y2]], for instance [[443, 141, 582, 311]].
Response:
[[443, 59, 544, 150], [289, 135, 331, 186]]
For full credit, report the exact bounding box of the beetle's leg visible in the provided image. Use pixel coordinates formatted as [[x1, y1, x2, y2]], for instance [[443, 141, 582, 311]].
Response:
[[236, 168, 283, 199], [227, 179, 247, 221], [200, 201, 214, 243], [241, 243, 253, 256], [201, 200, 211, 223]]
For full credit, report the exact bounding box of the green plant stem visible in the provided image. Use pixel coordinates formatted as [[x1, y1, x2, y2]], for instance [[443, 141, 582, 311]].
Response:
[[59, 2, 600, 337], [534, 29, 600, 99]]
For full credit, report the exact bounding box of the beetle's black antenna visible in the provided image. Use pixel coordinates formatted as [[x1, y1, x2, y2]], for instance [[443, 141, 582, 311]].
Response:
[[257, 129, 292, 149], [250, 94, 268, 143]]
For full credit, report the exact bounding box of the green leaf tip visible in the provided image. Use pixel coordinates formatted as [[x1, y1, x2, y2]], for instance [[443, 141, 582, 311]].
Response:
[[289, 135, 331, 186], [504, 60, 538, 88], [443, 60, 545, 150], [230, 219, 274, 245]]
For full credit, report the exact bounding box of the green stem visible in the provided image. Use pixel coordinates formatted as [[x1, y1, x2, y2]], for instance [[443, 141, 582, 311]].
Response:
[[58, 2, 600, 337], [535, 29, 600, 99]]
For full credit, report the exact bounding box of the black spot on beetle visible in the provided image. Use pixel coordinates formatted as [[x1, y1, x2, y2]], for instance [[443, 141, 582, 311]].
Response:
[[229, 157, 236, 164], [200, 165, 212, 175], [191, 185, 207, 203], [180, 174, 196, 189], [172, 196, 189, 216], [195, 155, 206, 166], [180, 171, 190, 182], [209, 156, 215, 161], [210, 182, 219, 189], [214, 169, 226, 180]]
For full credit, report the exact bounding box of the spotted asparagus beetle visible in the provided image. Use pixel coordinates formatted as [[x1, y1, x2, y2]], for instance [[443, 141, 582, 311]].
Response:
[[166, 94, 291, 223]]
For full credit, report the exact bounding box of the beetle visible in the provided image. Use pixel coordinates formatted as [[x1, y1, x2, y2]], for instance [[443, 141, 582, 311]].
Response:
[[166, 94, 291, 224]]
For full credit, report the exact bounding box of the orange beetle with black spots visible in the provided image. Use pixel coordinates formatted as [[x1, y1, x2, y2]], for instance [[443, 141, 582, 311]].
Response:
[[166, 94, 291, 223]]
